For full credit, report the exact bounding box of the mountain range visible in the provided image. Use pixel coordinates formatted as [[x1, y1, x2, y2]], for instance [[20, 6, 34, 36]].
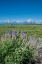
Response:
[[0, 19, 42, 24]]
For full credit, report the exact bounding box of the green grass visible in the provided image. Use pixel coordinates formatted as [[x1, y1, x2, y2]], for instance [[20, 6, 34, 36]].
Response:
[[0, 24, 42, 64], [0, 24, 42, 38]]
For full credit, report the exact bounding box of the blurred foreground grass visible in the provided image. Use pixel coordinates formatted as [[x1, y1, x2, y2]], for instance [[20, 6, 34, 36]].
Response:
[[0, 24, 42, 38]]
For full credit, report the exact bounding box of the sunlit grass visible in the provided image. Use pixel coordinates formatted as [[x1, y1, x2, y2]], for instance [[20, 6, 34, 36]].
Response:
[[0, 24, 42, 37]]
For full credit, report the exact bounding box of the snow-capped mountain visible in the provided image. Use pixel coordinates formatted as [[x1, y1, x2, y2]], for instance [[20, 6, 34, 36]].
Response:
[[26, 19, 36, 24], [0, 19, 42, 24]]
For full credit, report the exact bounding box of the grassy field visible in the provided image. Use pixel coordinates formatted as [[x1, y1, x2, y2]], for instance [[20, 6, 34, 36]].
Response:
[[0, 24, 42, 38], [0, 24, 42, 64]]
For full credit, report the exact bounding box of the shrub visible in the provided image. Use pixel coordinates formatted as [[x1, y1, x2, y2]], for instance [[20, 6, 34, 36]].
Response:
[[0, 30, 37, 64]]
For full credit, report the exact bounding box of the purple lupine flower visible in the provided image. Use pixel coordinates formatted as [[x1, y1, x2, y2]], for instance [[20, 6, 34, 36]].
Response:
[[29, 35, 36, 43], [11, 30, 17, 39], [5, 30, 11, 37], [20, 32, 28, 39], [29, 36, 33, 43], [5, 30, 9, 35]]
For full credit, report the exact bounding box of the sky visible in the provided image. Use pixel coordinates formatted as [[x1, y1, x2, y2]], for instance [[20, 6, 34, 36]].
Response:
[[0, 0, 42, 22]]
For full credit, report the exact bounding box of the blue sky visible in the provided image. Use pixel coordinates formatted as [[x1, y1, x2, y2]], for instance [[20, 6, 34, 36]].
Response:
[[0, 0, 42, 22]]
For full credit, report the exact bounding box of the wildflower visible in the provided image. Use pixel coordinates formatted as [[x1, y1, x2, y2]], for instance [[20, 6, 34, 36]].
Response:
[[29, 35, 36, 43], [11, 30, 17, 39], [20, 32, 28, 39], [5, 30, 11, 40]]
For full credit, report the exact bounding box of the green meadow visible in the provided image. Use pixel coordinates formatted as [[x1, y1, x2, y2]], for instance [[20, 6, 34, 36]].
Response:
[[0, 24, 42, 38], [0, 24, 42, 64]]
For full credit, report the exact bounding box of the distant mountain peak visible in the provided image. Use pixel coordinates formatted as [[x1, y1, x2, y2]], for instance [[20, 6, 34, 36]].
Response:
[[4, 20, 10, 23], [0, 19, 42, 24], [27, 19, 34, 23]]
